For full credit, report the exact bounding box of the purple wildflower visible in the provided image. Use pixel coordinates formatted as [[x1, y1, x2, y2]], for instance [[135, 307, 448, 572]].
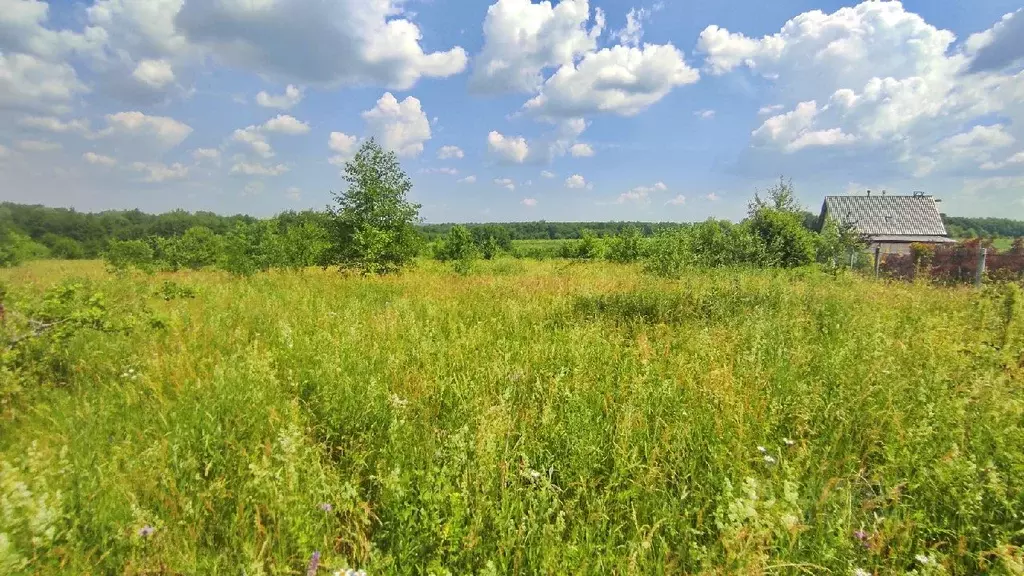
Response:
[[319, 502, 333, 512], [307, 551, 321, 576], [854, 529, 870, 548], [138, 525, 155, 538]]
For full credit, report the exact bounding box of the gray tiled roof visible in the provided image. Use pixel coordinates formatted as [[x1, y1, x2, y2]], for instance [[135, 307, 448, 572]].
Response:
[[820, 195, 949, 237]]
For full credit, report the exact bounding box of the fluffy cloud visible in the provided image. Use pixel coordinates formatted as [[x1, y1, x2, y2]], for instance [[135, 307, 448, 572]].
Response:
[[438, 145, 464, 159], [540, 170, 555, 178], [665, 194, 686, 206], [256, 85, 303, 109], [230, 115, 310, 159], [487, 131, 530, 163], [523, 44, 699, 117], [0, 53, 85, 111], [132, 59, 175, 89], [328, 131, 359, 166], [471, 0, 604, 93], [233, 126, 273, 158], [192, 148, 220, 162], [703, 1, 1024, 179], [494, 177, 516, 190], [174, 0, 467, 89], [521, 197, 538, 207], [131, 161, 189, 183], [616, 181, 666, 203], [231, 162, 290, 176], [614, 7, 651, 47], [564, 173, 588, 189], [695, 109, 715, 119], [362, 93, 431, 157], [457, 175, 477, 184], [100, 111, 193, 148], [982, 151, 1024, 171], [570, 143, 594, 157], [262, 114, 311, 135], [82, 152, 117, 166], [966, 9, 1024, 73]]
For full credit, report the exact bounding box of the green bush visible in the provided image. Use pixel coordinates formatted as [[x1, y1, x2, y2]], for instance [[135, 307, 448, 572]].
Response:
[[221, 221, 282, 277], [165, 226, 223, 271], [605, 226, 646, 263], [559, 229, 604, 260], [104, 239, 155, 273], [42, 234, 86, 260]]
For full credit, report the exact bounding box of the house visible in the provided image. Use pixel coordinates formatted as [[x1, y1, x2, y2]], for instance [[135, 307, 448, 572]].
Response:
[[818, 192, 957, 256]]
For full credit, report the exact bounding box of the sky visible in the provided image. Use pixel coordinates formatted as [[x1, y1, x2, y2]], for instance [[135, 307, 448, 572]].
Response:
[[1, 0, 1023, 223]]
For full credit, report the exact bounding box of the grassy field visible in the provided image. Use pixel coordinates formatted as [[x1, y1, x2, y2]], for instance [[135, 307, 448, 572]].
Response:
[[1, 259, 1023, 574]]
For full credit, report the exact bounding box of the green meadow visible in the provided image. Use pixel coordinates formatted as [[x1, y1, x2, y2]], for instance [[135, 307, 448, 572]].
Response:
[[1, 259, 1022, 574]]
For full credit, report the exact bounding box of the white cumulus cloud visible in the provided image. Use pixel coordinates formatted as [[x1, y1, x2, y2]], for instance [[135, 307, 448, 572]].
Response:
[[82, 152, 117, 166], [488, 131, 530, 163], [132, 59, 175, 89], [438, 145, 464, 159], [494, 177, 516, 190], [521, 197, 538, 207], [362, 92, 431, 157], [570, 143, 594, 157], [256, 85, 303, 109]]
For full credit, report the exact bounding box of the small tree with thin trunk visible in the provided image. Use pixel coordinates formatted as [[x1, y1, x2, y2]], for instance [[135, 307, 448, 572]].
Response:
[[326, 139, 422, 275]]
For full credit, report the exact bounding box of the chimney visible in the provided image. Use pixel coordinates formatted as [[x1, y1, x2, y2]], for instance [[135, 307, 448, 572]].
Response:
[[867, 190, 871, 196], [882, 190, 887, 196]]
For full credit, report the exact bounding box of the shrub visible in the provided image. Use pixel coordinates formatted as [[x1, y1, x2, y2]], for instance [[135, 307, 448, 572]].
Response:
[[747, 208, 816, 268], [42, 234, 86, 260], [605, 226, 646, 263], [104, 239, 155, 273], [559, 229, 604, 260], [644, 228, 691, 278], [279, 221, 330, 270], [433, 225, 479, 263], [166, 226, 223, 271], [221, 221, 283, 277]]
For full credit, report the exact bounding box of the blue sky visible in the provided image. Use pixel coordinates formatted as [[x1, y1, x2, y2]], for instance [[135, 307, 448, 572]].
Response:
[[1, 0, 1023, 222]]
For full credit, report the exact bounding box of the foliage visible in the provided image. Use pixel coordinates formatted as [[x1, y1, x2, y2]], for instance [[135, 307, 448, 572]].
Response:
[[157, 226, 223, 271], [558, 229, 604, 260], [327, 139, 422, 275], [221, 221, 282, 277], [605, 226, 646, 263], [103, 239, 155, 274], [1, 260, 1023, 574], [41, 233, 85, 260], [433, 225, 478, 263], [644, 228, 692, 278], [816, 217, 866, 272], [747, 209, 816, 268], [279, 221, 331, 270]]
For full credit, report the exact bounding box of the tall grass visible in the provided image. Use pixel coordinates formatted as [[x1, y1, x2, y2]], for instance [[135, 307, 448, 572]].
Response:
[[1, 260, 1022, 574]]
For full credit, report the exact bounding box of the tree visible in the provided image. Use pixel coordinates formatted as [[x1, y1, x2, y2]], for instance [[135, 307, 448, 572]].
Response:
[[748, 176, 802, 217], [326, 139, 422, 275], [221, 221, 282, 277], [104, 239, 155, 273]]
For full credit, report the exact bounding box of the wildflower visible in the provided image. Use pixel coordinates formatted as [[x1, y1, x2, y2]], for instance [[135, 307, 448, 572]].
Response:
[[307, 551, 321, 576], [138, 525, 155, 538], [530, 470, 541, 480], [757, 446, 767, 453], [763, 455, 777, 465], [915, 554, 936, 566], [319, 502, 333, 512], [853, 569, 871, 576], [854, 529, 870, 548], [783, 438, 795, 447]]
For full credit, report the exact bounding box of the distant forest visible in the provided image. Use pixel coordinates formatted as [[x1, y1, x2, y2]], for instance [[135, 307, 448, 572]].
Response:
[[0, 201, 1020, 260]]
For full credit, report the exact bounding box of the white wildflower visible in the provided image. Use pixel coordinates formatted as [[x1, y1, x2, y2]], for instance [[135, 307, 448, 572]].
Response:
[[757, 446, 767, 453], [853, 569, 871, 576], [783, 438, 795, 447], [763, 455, 777, 465], [916, 554, 936, 566]]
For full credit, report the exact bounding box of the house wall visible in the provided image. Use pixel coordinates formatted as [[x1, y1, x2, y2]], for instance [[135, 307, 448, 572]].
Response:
[[870, 242, 914, 256]]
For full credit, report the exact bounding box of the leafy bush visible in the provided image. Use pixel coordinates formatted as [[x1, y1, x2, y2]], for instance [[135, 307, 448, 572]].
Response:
[[164, 226, 223, 271], [747, 208, 816, 268], [221, 221, 282, 277], [279, 221, 331, 270], [433, 225, 478, 263], [605, 226, 646, 263], [104, 239, 155, 273], [559, 229, 604, 260], [42, 234, 86, 260]]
